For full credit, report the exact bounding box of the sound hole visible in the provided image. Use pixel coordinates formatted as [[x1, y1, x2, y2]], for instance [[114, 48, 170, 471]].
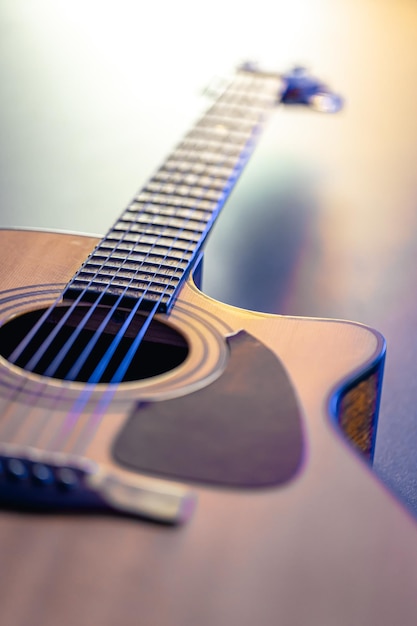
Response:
[[0, 304, 188, 384]]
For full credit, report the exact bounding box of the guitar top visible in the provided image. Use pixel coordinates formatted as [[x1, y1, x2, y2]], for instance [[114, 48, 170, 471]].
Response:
[[0, 60, 416, 626]]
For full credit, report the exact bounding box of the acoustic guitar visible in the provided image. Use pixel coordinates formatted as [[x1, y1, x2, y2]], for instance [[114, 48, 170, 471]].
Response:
[[0, 64, 416, 625]]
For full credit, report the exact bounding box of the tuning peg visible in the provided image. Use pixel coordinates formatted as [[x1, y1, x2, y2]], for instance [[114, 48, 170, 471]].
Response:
[[280, 66, 344, 113]]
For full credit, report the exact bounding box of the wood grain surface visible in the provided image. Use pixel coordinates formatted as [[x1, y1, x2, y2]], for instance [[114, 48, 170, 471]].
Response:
[[0, 229, 416, 626]]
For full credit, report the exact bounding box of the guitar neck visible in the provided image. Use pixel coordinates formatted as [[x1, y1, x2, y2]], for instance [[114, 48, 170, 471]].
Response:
[[64, 69, 284, 312]]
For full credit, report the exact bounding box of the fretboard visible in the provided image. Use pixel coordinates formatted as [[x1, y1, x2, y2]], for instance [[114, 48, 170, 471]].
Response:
[[64, 68, 283, 312]]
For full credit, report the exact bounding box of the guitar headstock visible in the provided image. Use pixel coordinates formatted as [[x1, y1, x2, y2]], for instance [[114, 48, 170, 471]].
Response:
[[238, 61, 344, 113]]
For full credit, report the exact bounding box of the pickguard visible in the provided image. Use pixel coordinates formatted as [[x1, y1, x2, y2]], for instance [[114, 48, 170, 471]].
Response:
[[113, 330, 304, 488]]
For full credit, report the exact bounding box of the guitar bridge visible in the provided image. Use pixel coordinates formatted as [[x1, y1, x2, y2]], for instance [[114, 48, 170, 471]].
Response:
[[0, 447, 195, 523]]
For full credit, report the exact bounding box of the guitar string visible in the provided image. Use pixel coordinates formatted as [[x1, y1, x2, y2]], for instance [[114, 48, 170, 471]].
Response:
[[7, 149, 205, 372], [46, 258, 197, 453], [0, 268, 118, 441], [0, 72, 276, 454], [45, 146, 232, 382], [1, 73, 280, 454], [0, 117, 206, 442], [43, 226, 206, 452], [9, 73, 240, 376], [68, 87, 286, 456], [81, 171, 239, 386], [45, 300, 162, 453], [44, 199, 210, 380], [6, 232, 142, 368], [3, 73, 278, 454], [63, 74, 276, 386], [15, 72, 267, 384], [44, 82, 269, 452], [0, 151, 213, 445], [10, 164, 207, 373], [62, 208, 213, 383], [43, 74, 278, 454], [0, 170, 204, 445], [3, 104, 214, 368]]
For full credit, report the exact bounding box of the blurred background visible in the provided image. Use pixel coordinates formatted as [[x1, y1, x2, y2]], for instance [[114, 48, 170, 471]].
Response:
[[1, 1, 417, 515]]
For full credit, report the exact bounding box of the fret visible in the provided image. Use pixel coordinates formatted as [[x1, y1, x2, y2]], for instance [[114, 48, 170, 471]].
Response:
[[106, 229, 202, 248], [216, 89, 278, 108], [84, 261, 188, 279], [76, 270, 180, 289], [66, 281, 174, 310], [97, 240, 194, 259], [112, 223, 204, 244], [152, 171, 229, 190], [142, 181, 226, 203], [206, 103, 264, 123], [90, 249, 190, 269], [64, 67, 282, 312], [115, 216, 207, 235], [196, 115, 255, 134], [69, 275, 179, 292], [135, 191, 218, 212], [125, 203, 211, 222], [187, 127, 250, 144], [84, 259, 188, 276], [121, 212, 207, 230], [163, 159, 234, 179], [178, 137, 245, 156], [168, 149, 239, 169]]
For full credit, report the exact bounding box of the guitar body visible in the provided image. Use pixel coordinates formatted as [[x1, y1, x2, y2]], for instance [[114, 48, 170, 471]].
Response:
[[1, 228, 417, 626]]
